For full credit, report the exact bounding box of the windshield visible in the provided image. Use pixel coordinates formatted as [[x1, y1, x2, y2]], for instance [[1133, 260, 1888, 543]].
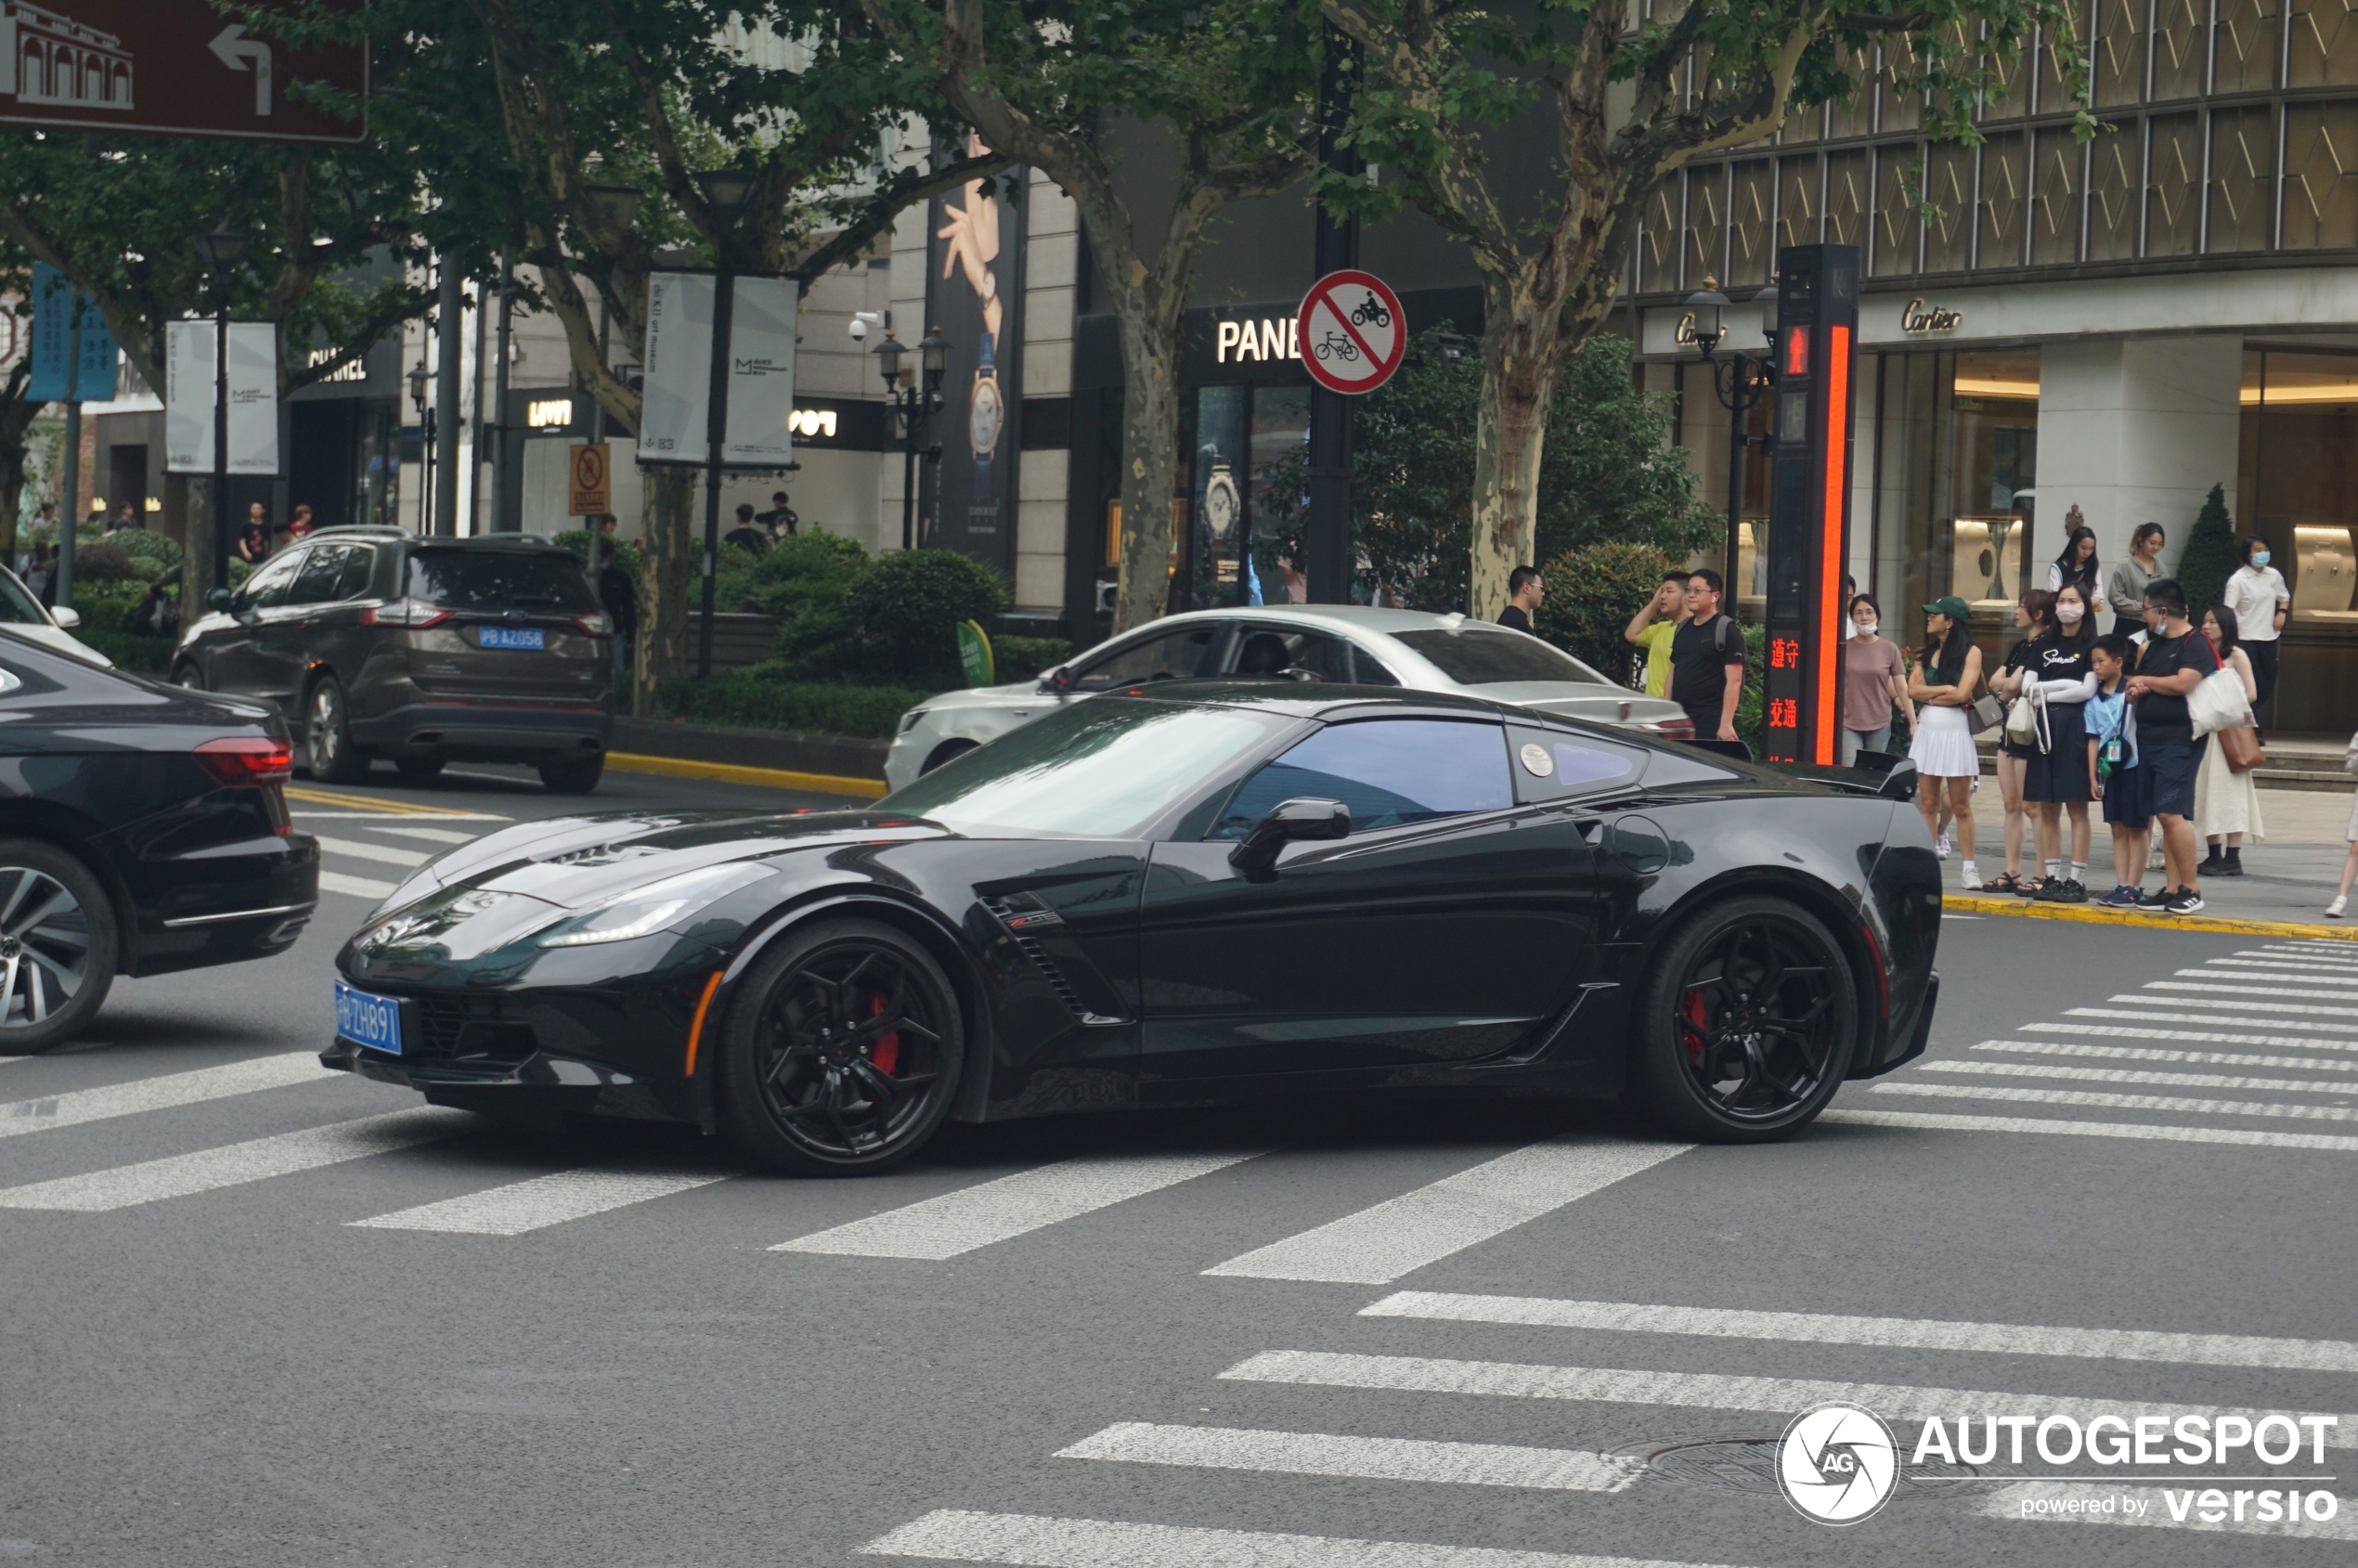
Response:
[[1392, 627, 1610, 686], [0, 570, 48, 627], [880, 697, 1293, 837], [407, 549, 598, 612]]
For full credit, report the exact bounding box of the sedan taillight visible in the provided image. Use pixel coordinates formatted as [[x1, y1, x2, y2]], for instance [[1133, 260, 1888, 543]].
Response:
[[362, 599, 452, 628], [573, 611, 615, 636], [194, 736, 294, 787], [1638, 717, 1696, 740]]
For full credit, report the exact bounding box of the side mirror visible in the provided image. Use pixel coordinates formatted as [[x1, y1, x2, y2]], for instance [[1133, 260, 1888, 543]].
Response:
[[1037, 666, 1072, 694], [1228, 797, 1351, 875], [206, 589, 234, 611], [48, 605, 80, 629]]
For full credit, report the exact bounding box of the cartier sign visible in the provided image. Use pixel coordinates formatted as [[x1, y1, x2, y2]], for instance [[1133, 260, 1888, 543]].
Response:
[[1901, 298, 1963, 334]]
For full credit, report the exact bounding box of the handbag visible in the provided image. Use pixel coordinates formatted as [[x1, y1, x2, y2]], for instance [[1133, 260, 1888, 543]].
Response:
[[2003, 685, 2049, 750], [1968, 694, 2004, 734], [2188, 665, 2251, 737], [2218, 724, 2265, 773]]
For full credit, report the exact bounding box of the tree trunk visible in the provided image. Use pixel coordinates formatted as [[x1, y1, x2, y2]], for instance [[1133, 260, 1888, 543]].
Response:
[[0, 401, 35, 564], [1468, 284, 1556, 621], [636, 464, 696, 715], [1111, 320, 1183, 633], [180, 483, 219, 631]]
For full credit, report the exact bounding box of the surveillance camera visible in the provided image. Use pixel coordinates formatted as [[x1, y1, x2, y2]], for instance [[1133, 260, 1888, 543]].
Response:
[[849, 318, 868, 342]]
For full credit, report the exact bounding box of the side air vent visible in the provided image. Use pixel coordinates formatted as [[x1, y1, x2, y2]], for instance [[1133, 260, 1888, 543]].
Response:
[[982, 896, 1092, 1016]]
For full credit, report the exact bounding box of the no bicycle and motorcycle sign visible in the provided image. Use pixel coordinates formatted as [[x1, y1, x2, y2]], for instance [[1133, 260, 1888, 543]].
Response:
[[1296, 269, 1406, 395]]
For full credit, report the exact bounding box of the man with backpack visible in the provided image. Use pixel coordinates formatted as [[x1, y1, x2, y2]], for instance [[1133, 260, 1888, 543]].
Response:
[[1670, 568, 1747, 743]]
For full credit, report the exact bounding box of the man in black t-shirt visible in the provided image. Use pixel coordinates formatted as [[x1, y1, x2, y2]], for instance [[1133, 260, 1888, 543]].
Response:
[[2124, 576, 2220, 914], [1669, 568, 1747, 744], [1497, 564, 1543, 632], [723, 503, 770, 555]]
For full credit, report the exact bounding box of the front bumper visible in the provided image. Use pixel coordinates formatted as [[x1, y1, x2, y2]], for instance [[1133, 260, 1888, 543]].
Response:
[[350, 700, 613, 761]]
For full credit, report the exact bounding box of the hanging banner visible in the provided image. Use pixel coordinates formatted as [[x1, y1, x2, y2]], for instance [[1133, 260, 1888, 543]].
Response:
[[722, 275, 798, 466], [165, 320, 279, 473], [925, 144, 1023, 567], [24, 263, 117, 404], [637, 271, 713, 464]]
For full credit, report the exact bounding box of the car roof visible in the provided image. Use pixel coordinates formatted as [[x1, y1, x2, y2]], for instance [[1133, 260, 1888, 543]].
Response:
[[1140, 604, 1509, 639], [1119, 679, 1548, 723], [312, 526, 563, 551]]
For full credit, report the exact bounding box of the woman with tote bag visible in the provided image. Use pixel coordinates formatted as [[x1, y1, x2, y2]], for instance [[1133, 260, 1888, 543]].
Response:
[[2194, 604, 2264, 876]]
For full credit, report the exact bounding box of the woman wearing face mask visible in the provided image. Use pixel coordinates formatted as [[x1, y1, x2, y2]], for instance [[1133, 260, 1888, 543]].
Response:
[[2221, 536, 2289, 735], [1983, 590, 2054, 894], [2019, 581, 2100, 901], [2045, 525, 2101, 603], [2195, 603, 2265, 877], [1838, 594, 1913, 765]]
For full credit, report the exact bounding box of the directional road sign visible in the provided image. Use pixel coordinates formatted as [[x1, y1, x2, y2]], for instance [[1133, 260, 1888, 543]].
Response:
[[0, 1, 367, 144], [1296, 269, 1406, 395]]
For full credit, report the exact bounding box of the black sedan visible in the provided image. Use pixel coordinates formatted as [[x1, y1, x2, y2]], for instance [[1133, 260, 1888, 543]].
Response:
[[327, 683, 1939, 1172], [0, 629, 319, 1053]]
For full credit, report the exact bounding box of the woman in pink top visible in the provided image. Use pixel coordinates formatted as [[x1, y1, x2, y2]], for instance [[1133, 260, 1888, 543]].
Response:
[[1838, 593, 1912, 766]]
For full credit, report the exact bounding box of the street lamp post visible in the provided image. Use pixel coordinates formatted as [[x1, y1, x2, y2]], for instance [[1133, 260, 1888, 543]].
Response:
[[1684, 276, 1781, 598], [693, 169, 755, 680], [872, 327, 950, 552], [408, 359, 433, 532], [192, 229, 251, 598]]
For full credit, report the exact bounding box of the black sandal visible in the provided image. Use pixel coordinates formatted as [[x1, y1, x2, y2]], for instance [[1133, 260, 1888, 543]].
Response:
[[1989, 873, 2025, 894]]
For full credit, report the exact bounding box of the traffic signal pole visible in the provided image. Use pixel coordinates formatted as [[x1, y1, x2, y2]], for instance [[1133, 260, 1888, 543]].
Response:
[[1304, 30, 1359, 605]]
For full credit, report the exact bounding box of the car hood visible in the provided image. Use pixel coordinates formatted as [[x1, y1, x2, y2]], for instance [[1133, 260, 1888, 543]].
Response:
[[1466, 682, 1688, 720], [12, 623, 112, 667]]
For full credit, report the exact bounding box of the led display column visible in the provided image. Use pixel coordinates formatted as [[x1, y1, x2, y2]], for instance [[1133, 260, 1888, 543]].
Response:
[[1762, 244, 1859, 766]]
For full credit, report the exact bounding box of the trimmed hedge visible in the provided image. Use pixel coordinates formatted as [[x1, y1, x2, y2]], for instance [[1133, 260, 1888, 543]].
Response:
[[992, 634, 1070, 683], [79, 630, 175, 673], [654, 672, 940, 738]]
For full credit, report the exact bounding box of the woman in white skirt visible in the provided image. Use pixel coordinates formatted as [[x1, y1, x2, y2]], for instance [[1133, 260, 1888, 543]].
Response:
[[1908, 596, 1988, 888], [2195, 603, 2263, 875]]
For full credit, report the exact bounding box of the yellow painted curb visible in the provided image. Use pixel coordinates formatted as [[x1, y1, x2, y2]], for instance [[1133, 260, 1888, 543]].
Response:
[[602, 752, 887, 798], [1947, 893, 2358, 941], [283, 785, 486, 817]]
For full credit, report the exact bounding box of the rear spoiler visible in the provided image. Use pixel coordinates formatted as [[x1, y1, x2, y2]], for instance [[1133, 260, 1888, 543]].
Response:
[[1761, 748, 1920, 801]]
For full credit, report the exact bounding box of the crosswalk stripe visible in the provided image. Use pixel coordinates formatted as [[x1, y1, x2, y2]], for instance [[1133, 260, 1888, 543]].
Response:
[[0, 1108, 470, 1211], [1358, 1290, 2358, 1372], [1202, 1137, 1688, 1285], [1820, 1107, 2358, 1152], [319, 870, 395, 900], [771, 1151, 1264, 1260], [1982, 1039, 2358, 1073], [2249, 942, 2358, 959], [349, 1165, 732, 1235], [2145, 980, 2358, 1004], [1054, 1421, 1640, 1493], [291, 810, 509, 823], [1917, 1059, 2354, 1095], [2104, 992, 2358, 1020], [858, 1510, 1744, 1568], [367, 825, 476, 846], [311, 835, 431, 867], [1871, 1080, 2358, 1122], [2208, 957, 2358, 974], [2177, 968, 2358, 991], [1986, 1484, 2358, 1539], [1216, 1350, 2358, 1444], [2049, 1017, 2358, 1046], [0, 1053, 330, 1139]]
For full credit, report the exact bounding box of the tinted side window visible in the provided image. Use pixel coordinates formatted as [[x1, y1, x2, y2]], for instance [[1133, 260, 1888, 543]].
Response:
[[1211, 719, 1512, 839], [235, 550, 308, 612], [286, 546, 351, 606], [335, 546, 378, 600], [1229, 627, 1400, 686], [1070, 626, 1224, 691], [1507, 726, 1648, 800]]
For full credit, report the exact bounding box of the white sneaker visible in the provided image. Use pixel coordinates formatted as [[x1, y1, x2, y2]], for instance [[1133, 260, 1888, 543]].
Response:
[[1961, 862, 1984, 890], [2331, 897, 2349, 919], [1936, 832, 1953, 860]]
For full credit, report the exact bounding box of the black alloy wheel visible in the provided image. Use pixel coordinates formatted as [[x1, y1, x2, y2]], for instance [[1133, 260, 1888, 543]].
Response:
[[304, 677, 370, 784], [718, 918, 962, 1174], [0, 839, 119, 1055], [1629, 895, 1858, 1142]]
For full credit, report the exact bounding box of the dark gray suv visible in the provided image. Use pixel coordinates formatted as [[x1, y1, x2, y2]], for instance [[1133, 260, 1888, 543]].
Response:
[[172, 528, 615, 793]]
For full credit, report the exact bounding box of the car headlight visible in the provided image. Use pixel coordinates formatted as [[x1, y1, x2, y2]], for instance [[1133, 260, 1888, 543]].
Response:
[[533, 862, 771, 947], [899, 707, 931, 734]]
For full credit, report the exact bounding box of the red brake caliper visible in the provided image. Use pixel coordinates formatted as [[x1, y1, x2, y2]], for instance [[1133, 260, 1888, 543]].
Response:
[[867, 991, 900, 1075], [1680, 990, 1709, 1063]]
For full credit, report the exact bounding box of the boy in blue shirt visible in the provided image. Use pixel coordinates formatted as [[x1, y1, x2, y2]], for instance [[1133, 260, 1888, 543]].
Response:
[[2086, 634, 2146, 909]]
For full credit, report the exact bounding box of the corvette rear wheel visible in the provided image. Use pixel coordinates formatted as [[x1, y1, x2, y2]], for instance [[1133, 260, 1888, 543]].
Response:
[[717, 918, 963, 1175], [1628, 895, 1857, 1142]]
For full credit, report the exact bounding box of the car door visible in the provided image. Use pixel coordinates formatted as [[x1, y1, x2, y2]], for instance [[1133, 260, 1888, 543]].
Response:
[[1224, 624, 1399, 686], [253, 544, 353, 713], [1136, 715, 1608, 1082], [1064, 623, 1232, 692], [206, 549, 309, 698]]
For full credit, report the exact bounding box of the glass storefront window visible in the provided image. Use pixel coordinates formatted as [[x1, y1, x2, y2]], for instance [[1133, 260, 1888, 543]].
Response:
[[1947, 350, 2041, 611], [2240, 348, 2358, 615], [1248, 385, 1310, 603], [1189, 384, 1249, 608]]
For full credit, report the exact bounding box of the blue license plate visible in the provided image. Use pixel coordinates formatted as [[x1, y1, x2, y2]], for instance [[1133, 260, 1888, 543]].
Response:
[[334, 982, 404, 1055], [479, 627, 546, 650]]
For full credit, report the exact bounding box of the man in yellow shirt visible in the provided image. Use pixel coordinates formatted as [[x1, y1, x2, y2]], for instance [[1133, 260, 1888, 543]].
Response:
[[1623, 572, 1691, 696]]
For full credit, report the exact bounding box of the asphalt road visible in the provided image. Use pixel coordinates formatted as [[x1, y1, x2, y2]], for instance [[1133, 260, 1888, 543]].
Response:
[[2, 760, 2353, 1567]]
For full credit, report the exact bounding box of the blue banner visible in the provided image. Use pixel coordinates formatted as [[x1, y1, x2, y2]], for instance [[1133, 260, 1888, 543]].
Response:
[[24, 263, 118, 404]]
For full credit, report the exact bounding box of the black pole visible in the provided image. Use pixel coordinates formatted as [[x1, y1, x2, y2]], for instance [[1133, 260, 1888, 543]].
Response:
[[696, 267, 734, 680], [57, 325, 78, 609], [490, 260, 513, 531], [1725, 353, 1749, 596], [900, 387, 918, 551], [1304, 27, 1361, 606], [214, 292, 231, 595]]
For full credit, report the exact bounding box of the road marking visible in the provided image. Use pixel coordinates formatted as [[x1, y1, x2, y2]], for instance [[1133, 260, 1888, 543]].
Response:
[[2250, 942, 2358, 959], [350, 1165, 732, 1235], [858, 1510, 1743, 1568], [1217, 1350, 2358, 1442], [1871, 1079, 2358, 1121], [318, 870, 395, 900], [2145, 980, 2358, 1004], [1359, 1292, 2358, 1372], [291, 810, 509, 823], [2209, 955, 2358, 973], [1820, 1107, 2358, 1152], [1055, 1422, 1640, 1493], [284, 787, 509, 819], [2177, 968, 2358, 991], [0, 1108, 470, 1211], [771, 1151, 1264, 1259], [0, 1053, 330, 1140], [2050, 1016, 2358, 1045], [311, 835, 431, 867], [365, 825, 477, 845], [1985, 1484, 2358, 1539], [1917, 1059, 2355, 1095], [1202, 1137, 1689, 1285], [2103, 992, 2358, 1020], [1984, 1039, 2358, 1073]]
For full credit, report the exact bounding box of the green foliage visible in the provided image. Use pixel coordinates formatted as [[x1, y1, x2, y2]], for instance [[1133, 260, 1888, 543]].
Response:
[[70, 541, 136, 581], [551, 530, 645, 586], [653, 673, 941, 738], [1532, 542, 1685, 680], [63, 579, 148, 635], [992, 635, 1072, 683], [2177, 482, 2239, 616], [108, 528, 181, 571], [837, 549, 1009, 687], [1733, 621, 1769, 760], [78, 631, 174, 674]]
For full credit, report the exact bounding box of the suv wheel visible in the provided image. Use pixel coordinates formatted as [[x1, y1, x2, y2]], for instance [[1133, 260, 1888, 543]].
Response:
[[0, 838, 119, 1055], [304, 678, 370, 784], [538, 755, 604, 795], [394, 758, 446, 784], [172, 664, 204, 691]]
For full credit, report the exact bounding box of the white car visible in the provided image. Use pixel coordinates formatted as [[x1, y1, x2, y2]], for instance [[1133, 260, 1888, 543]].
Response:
[[886, 604, 1695, 791], [0, 567, 113, 667]]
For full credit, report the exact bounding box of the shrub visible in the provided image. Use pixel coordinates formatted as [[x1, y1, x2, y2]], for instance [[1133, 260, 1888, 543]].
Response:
[[654, 671, 939, 737], [747, 531, 871, 629], [71, 540, 137, 581], [108, 528, 182, 571], [2176, 482, 2238, 616], [62, 579, 149, 635], [1531, 541, 1685, 680], [123, 555, 166, 583], [840, 548, 1007, 686], [991, 634, 1071, 683], [550, 529, 645, 586], [77, 630, 174, 674]]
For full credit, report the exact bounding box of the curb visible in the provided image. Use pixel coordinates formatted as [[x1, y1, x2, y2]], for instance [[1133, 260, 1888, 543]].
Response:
[[1946, 893, 2358, 941], [603, 751, 887, 798]]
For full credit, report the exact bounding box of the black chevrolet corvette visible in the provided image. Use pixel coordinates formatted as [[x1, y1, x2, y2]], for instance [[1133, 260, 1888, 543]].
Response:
[[327, 683, 1940, 1172]]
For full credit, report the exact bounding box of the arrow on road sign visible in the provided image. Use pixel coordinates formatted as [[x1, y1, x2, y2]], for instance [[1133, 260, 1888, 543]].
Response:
[[209, 25, 274, 117]]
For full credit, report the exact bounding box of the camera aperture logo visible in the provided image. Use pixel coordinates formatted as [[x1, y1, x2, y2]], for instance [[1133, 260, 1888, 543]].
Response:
[[1778, 1403, 1900, 1525]]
